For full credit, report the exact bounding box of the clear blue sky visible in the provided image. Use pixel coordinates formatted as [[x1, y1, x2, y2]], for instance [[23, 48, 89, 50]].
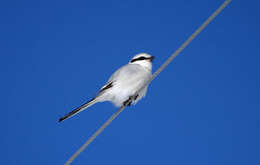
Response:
[[1, 0, 259, 164]]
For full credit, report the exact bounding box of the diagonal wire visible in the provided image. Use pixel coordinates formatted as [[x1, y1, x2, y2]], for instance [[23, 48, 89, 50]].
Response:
[[65, 107, 125, 165], [150, 0, 231, 83], [64, 0, 231, 164]]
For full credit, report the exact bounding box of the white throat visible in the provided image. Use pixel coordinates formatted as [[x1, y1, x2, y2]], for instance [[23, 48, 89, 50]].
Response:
[[130, 60, 152, 71]]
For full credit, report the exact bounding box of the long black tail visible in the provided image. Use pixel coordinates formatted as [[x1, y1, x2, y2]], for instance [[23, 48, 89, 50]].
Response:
[[59, 98, 96, 123]]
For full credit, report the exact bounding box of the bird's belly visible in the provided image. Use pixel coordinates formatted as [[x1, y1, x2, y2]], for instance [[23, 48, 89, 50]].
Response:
[[107, 80, 146, 107]]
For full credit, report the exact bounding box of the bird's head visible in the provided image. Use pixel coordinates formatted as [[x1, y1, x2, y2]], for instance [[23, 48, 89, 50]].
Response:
[[129, 53, 154, 71]]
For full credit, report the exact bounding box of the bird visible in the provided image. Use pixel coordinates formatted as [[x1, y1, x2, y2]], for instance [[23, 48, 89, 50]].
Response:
[[59, 53, 154, 122]]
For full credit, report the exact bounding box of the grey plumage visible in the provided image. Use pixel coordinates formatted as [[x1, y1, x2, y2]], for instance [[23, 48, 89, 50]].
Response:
[[59, 53, 154, 122]]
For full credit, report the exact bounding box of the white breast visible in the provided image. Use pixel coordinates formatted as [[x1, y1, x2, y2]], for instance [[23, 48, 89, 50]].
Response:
[[98, 64, 152, 107]]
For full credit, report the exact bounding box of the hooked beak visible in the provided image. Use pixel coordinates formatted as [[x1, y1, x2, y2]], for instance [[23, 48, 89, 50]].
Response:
[[150, 56, 155, 62]]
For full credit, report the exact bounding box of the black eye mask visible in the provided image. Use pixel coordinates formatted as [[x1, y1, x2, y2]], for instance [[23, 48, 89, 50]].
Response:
[[130, 56, 150, 63]]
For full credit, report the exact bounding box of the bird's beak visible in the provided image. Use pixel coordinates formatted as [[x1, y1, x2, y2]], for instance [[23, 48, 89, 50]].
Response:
[[150, 56, 155, 62]]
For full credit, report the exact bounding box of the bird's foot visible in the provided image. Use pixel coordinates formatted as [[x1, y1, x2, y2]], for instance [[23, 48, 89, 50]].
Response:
[[123, 94, 139, 107], [123, 98, 132, 107]]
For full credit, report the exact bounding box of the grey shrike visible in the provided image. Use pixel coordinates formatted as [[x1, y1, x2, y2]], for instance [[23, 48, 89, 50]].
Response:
[[59, 53, 154, 122]]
